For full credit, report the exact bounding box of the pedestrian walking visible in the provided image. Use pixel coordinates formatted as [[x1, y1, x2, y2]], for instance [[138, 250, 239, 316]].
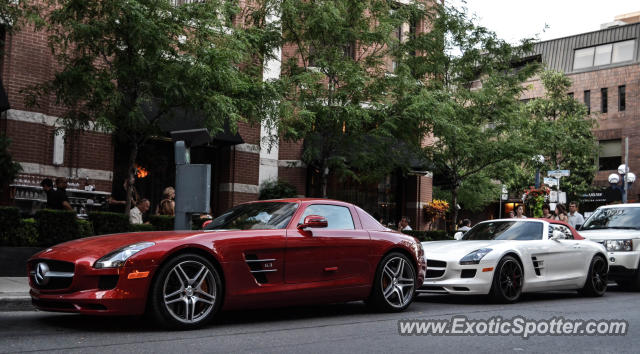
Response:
[[398, 216, 412, 231], [568, 201, 585, 228], [157, 186, 175, 216], [129, 198, 150, 225], [554, 204, 569, 222]]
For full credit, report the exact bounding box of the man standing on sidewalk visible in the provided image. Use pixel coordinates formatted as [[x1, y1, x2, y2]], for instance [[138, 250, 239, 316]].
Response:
[[568, 201, 585, 228]]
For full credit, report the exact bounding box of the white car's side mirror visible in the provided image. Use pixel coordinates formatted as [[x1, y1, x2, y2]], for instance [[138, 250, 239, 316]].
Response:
[[551, 230, 565, 241], [454, 231, 463, 240]]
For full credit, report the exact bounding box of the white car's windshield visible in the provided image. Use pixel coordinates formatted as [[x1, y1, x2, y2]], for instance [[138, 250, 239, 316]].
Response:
[[205, 202, 298, 230], [581, 207, 640, 230], [462, 221, 543, 241]]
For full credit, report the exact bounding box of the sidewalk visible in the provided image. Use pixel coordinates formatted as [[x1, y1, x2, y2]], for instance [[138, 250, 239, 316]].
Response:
[[0, 277, 33, 311]]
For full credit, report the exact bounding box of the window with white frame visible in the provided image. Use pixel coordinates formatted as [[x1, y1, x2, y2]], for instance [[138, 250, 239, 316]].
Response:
[[573, 39, 636, 70]]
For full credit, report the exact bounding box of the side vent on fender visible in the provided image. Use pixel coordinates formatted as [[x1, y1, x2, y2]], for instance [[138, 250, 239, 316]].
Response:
[[531, 256, 543, 276], [244, 254, 277, 284]]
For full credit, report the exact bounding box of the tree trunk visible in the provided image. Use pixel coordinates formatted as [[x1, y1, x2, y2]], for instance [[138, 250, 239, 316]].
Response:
[[125, 144, 138, 217], [321, 160, 328, 198], [452, 185, 459, 233]]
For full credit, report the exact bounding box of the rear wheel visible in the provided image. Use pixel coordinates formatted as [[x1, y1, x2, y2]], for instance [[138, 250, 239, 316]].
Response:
[[367, 252, 417, 312], [489, 255, 523, 303], [579, 255, 607, 297], [149, 253, 222, 329]]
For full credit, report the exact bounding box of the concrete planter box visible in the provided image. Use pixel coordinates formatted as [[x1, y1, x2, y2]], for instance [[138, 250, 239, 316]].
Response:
[[0, 247, 43, 277]]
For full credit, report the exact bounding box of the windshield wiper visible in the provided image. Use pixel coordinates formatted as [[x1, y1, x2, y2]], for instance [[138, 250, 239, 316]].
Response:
[[607, 226, 640, 230]]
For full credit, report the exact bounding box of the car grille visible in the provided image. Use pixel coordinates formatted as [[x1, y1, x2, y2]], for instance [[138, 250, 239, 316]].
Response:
[[425, 259, 446, 278], [460, 269, 476, 278], [29, 259, 75, 290]]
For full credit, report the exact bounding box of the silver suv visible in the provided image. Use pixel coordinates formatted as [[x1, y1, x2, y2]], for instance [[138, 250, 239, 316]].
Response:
[[579, 204, 640, 290]]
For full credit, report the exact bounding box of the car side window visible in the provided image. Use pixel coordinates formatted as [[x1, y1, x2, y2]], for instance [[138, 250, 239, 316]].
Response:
[[301, 205, 355, 230], [553, 224, 574, 240]]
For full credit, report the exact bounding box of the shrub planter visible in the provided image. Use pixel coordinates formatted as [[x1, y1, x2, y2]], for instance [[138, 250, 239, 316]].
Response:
[[0, 246, 44, 277]]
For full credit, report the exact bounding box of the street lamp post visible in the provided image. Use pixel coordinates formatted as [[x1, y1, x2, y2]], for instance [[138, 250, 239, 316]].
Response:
[[533, 155, 545, 189], [608, 164, 636, 203]]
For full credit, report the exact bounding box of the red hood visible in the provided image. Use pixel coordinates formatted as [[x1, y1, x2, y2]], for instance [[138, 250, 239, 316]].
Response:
[[30, 231, 204, 263]]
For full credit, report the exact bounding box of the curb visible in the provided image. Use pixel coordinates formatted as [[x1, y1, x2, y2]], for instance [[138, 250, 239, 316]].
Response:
[[0, 296, 34, 312]]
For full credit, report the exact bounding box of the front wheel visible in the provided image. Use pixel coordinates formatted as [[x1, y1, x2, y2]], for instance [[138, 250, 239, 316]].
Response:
[[579, 255, 608, 297], [489, 255, 523, 303], [367, 252, 417, 312], [149, 253, 223, 329]]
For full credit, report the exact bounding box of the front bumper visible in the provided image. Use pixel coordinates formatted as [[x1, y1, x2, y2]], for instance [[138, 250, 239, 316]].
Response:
[[605, 251, 640, 280], [417, 259, 494, 295], [28, 260, 156, 315]]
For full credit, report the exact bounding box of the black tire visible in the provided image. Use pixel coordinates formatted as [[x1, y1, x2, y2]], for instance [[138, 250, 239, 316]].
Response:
[[489, 255, 523, 303], [579, 255, 608, 297], [367, 252, 417, 312], [149, 253, 223, 329]]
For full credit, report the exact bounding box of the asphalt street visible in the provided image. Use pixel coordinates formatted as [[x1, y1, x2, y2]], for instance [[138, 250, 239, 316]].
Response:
[[1, 287, 638, 354]]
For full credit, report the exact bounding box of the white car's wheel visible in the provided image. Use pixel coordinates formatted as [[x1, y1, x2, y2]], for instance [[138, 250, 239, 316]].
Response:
[[579, 255, 607, 297], [489, 255, 523, 303]]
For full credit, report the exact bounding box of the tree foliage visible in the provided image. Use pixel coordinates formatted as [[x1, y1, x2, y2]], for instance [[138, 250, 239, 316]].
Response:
[[0, 135, 22, 188], [497, 70, 598, 200], [277, 0, 426, 197], [25, 0, 280, 213], [398, 4, 540, 226]]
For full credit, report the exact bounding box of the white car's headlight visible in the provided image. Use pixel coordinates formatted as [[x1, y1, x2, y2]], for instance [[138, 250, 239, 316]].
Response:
[[604, 240, 633, 252], [459, 248, 493, 265], [93, 242, 155, 269]]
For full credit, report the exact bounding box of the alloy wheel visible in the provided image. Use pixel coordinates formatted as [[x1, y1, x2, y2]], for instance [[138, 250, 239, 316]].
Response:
[[162, 260, 217, 324], [380, 256, 415, 308], [499, 259, 523, 301]]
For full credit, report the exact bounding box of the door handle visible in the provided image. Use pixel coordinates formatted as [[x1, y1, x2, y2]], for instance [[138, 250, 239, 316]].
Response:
[[573, 244, 581, 248], [324, 266, 338, 272]]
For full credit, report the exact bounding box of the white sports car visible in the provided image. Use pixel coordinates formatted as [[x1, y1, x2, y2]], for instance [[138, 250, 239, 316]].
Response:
[[418, 219, 608, 303]]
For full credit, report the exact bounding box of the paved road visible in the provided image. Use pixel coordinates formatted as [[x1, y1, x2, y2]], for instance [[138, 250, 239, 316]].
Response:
[[1, 287, 638, 353]]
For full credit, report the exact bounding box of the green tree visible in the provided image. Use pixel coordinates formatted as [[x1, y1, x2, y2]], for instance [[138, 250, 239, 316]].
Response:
[[501, 70, 598, 200], [397, 4, 539, 227], [277, 0, 425, 197], [26, 0, 280, 214], [0, 135, 22, 189]]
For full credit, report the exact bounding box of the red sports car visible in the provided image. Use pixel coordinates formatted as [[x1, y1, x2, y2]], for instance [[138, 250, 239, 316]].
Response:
[[28, 199, 426, 329]]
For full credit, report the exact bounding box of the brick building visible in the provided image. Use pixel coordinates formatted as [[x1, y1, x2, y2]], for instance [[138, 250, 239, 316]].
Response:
[[522, 13, 640, 208], [0, 1, 433, 229]]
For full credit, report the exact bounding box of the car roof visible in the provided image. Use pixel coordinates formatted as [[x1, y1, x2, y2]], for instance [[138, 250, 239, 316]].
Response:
[[244, 198, 352, 205]]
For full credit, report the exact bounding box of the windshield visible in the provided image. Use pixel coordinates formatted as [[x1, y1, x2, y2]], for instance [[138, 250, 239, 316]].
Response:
[[205, 202, 298, 230], [581, 207, 640, 230], [462, 221, 543, 241]]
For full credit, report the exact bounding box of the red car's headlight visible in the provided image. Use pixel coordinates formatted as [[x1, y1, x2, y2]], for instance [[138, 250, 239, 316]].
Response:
[[93, 242, 155, 269]]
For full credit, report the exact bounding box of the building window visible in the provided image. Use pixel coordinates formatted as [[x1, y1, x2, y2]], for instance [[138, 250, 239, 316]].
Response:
[[573, 39, 636, 70], [601, 88, 608, 113], [568, 92, 574, 98], [619, 85, 626, 111], [599, 139, 621, 171], [584, 90, 591, 114]]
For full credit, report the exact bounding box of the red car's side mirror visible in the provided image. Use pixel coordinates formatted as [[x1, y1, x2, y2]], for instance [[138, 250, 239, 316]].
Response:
[[298, 215, 328, 230], [202, 220, 212, 229]]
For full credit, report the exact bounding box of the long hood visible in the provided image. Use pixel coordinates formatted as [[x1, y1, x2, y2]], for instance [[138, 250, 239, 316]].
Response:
[[31, 231, 205, 263], [579, 229, 640, 240], [421, 240, 513, 260]]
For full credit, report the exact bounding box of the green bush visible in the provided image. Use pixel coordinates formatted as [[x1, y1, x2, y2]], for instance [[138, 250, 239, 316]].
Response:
[[129, 223, 156, 232], [35, 209, 80, 246], [15, 218, 39, 246], [402, 230, 452, 242], [259, 179, 297, 200], [148, 215, 174, 231], [0, 207, 21, 246], [78, 219, 94, 238], [88, 211, 130, 235]]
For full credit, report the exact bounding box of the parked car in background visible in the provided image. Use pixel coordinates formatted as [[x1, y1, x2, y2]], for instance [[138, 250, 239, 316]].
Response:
[[579, 203, 640, 290], [28, 199, 425, 329], [418, 219, 608, 303]]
